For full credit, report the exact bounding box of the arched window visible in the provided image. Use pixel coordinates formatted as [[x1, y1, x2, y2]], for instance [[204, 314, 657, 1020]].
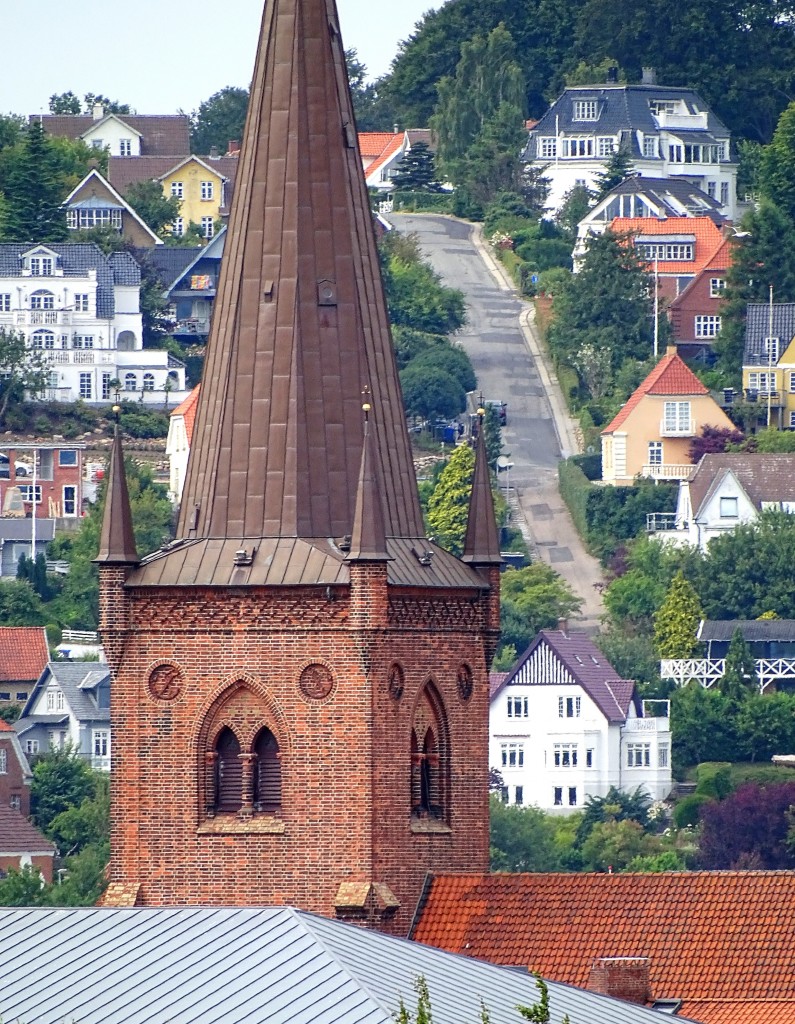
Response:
[[143, 372, 155, 391], [411, 682, 449, 822], [124, 372, 137, 392], [253, 727, 281, 810], [30, 291, 54, 310], [214, 727, 242, 813], [31, 330, 55, 349]]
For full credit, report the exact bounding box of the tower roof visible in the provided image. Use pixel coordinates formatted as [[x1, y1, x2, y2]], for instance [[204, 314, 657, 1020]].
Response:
[[127, 0, 484, 592], [347, 410, 390, 563], [95, 428, 138, 566], [175, 0, 423, 546], [462, 429, 501, 566]]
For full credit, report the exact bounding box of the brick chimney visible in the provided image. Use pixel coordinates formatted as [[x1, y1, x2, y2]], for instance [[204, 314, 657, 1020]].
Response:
[[587, 958, 652, 1005]]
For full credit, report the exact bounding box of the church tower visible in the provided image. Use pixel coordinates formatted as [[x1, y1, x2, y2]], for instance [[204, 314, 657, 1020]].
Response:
[[97, 0, 500, 932]]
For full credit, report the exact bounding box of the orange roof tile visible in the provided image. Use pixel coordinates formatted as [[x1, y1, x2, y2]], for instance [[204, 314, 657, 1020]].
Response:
[[602, 351, 709, 434], [357, 132, 399, 158], [0, 627, 49, 683], [0, 719, 14, 732], [366, 134, 404, 179], [611, 217, 725, 276], [412, 872, 795, 1024], [171, 384, 200, 445]]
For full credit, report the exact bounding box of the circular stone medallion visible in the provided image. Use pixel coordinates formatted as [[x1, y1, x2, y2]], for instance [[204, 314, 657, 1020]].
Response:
[[457, 663, 474, 701], [148, 663, 183, 701], [299, 663, 334, 701]]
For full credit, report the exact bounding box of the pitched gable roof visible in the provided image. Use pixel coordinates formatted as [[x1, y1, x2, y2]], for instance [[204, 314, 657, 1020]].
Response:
[[0, 806, 54, 854], [37, 114, 190, 156], [602, 350, 709, 434], [358, 132, 399, 159], [495, 629, 636, 722], [610, 216, 724, 275], [171, 384, 201, 445], [0, 628, 49, 683], [688, 453, 795, 517], [63, 169, 161, 245], [411, 871, 795, 1024], [743, 303, 795, 365], [0, 905, 695, 1024], [365, 134, 404, 182]]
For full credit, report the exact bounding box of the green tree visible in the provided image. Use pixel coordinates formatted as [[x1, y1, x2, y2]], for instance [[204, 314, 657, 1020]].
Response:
[[426, 443, 476, 554], [592, 143, 634, 200], [400, 363, 466, 422], [0, 580, 44, 626], [653, 570, 703, 659], [490, 795, 565, 871], [83, 93, 132, 115], [190, 86, 249, 154], [124, 179, 182, 238], [555, 185, 592, 238], [345, 50, 398, 132], [720, 628, 759, 700], [0, 120, 68, 241], [564, 57, 626, 86], [48, 773, 109, 857], [381, 232, 466, 335], [760, 101, 795, 220], [0, 865, 50, 906], [0, 329, 51, 426], [49, 91, 82, 114], [30, 746, 97, 835], [579, 818, 656, 872], [390, 142, 442, 192], [499, 563, 582, 655]]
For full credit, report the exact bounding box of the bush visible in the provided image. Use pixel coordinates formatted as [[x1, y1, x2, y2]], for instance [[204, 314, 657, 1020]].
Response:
[[673, 793, 713, 829], [557, 458, 590, 540], [118, 408, 170, 439], [695, 762, 734, 800], [570, 452, 601, 481]]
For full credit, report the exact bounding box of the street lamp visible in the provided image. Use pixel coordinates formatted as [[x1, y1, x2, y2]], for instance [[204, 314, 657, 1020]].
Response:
[[496, 454, 514, 522]]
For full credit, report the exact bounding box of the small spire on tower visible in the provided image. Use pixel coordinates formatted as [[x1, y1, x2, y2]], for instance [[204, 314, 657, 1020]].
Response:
[[462, 409, 502, 566], [95, 425, 138, 565], [347, 391, 391, 562]]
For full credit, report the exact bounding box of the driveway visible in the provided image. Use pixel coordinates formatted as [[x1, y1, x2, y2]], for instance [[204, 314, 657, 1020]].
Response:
[[391, 213, 604, 630]]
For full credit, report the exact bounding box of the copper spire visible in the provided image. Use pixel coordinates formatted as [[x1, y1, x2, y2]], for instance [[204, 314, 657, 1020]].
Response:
[[177, 0, 424, 544], [95, 427, 138, 565], [462, 423, 502, 566], [347, 402, 391, 562]]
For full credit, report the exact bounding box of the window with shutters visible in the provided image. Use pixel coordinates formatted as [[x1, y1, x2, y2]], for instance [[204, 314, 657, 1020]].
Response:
[[253, 727, 281, 811], [214, 727, 243, 813]]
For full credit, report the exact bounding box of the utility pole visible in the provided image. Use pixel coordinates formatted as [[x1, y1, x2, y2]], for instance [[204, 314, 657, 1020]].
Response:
[[767, 284, 774, 429]]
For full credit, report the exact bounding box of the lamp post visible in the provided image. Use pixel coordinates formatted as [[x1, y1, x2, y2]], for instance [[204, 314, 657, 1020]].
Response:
[[767, 283, 774, 429]]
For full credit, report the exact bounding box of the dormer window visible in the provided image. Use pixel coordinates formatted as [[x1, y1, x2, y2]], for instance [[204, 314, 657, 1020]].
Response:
[[763, 337, 780, 362], [573, 99, 598, 121], [649, 99, 677, 116], [30, 256, 54, 276], [119, 138, 132, 156]]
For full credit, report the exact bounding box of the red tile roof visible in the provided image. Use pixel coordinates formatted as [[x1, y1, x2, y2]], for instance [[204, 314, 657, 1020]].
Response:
[[171, 384, 201, 445], [366, 135, 404, 180], [611, 216, 725, 275], [0, 628, 48, 683], [358, 132, 399, 158], [489, 672, 508, 698], [0, 719, 14, 732], [412, 872, 795, 1024], [602, 351, 709, 434], [0, 806, 54, 854]]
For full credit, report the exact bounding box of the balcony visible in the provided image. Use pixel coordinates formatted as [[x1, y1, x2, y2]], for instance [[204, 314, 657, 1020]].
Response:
[[659, 418, 695, 437], [655, 111, 709, 130], [47, 350, 116, 365], [646, 512, 678, 533], [175, 317, 210, 336], [744, 389, 785, 408], [15, 311, 73, 327], [642, 463, 692, 480], [660, 657, 795, 694]]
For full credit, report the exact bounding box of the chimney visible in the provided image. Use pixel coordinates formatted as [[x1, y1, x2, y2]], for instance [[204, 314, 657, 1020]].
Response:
[[558, 618, 568, 637], [226, 140, 240, 156], [641, 67, 657, 86], [588, 958, 652, 1005], [209, 145, 219, 159], [666, 344, 677, 357], [393, 123, 399, 135], [92, 103, 104, 121]]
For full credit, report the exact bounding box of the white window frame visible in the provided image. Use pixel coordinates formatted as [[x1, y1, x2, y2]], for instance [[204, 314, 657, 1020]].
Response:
[[553, 786, 563, 806], [663, 401, 691, 432], [568, 786, 577, 806], [200, 217, 214, 239], [586, 748, 594, 768], [79, 373, 93, 400], [558, 695, 581, 718], [514, 785, 523, 806], [26, 739, 39, 754], [170, 181, 184, 199], [19, 484, 42, 504], [637, 242, 694, 261], [0, 748, 6, 773], [93, 730, 110, 757], [709, 278, 725, 298], [719, 496, 739, 519], [647, 440, 663, 466], [74, 293, 89, 312], [763, 336, 780, 363], [539, 137, 557, 158], [658, 745, 669, 769], [720, 181, 729, 205], [748, 371, 776, 393], [124, 373, 138, 392], [597, 137, 615, 157], [642, 135, 657, 158], [10, 794, 21, 810], [0, 294, 10, 312], [172, 217, 185, 238], [573, 99, 598, 121], [119, 138, 132, 156], [507, 694, 528, 718], [62, 485, 77, 517], [553, 743, 578, 768], [627, 742, 651, 768], [30, 256, 54, 276], [695, 315, 722, 338], [562, 137, 595, 158], [200, 180, 214, 201], [30, 291, 54, 310], [501, 742, 525, 768]]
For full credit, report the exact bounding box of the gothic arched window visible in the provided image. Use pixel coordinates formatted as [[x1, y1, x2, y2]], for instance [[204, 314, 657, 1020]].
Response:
[[411, 682, 449, 822], [214, 727, 242, 813]]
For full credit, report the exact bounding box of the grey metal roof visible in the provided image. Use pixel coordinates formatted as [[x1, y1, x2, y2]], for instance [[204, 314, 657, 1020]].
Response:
[[0, 906, 695, 1024], [70, 196, 124, 210], [743, 302, 795, 364], [524, 85, 731, 161], [699, 619, 795, 642], [0, 518, 55, 541], [587, 176, 725, 222], [135, 245, 202, 290], [0, 244, 123, 319]]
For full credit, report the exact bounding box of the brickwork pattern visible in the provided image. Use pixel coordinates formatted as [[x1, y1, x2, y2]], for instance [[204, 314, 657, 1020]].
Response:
[[102, 576, 492, 933]]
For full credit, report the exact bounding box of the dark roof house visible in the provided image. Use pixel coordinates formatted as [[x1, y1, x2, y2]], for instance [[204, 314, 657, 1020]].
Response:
[[36, 114, 191, 156]]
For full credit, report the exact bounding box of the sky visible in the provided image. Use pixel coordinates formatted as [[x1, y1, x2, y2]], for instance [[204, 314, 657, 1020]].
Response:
[[2, 0, 440, 117]]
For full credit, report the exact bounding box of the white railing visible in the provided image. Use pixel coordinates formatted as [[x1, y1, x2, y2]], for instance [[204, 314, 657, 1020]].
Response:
[[655, 111, 709, 130], [624, 717, 669, 733], [660, 657, 795, 693], [646, 512, 678, 532], [642, 464, 692, 480], [15, 311, 73, 326], [659, 419, 695, 436], [46, 350, 116, 365], [61, 629, 99, 644]]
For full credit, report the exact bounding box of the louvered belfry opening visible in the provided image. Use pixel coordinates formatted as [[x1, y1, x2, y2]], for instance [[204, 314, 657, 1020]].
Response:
[[410, 683, 449, 822], [253, 728, 281, 810], [215, 728, 243, 813]]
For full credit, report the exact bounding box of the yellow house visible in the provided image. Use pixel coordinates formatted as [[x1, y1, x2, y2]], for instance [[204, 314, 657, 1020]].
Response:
[[741, 302, 795, 430], [158, 156, 233, 240], [602, 347, 735, 485]]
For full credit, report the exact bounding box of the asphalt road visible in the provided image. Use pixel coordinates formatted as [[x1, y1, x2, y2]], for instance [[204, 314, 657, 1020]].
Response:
[[392, 213, 604, 629]]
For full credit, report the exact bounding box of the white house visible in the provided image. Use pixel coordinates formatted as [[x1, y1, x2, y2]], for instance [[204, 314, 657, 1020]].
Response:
[[523, 76, 738, 220], [647, 453, 795, 552], [490, 627, 672, 813], [166, 384, 200, 502], [0, 243, 188, 405], [15, 662, 111, 771]]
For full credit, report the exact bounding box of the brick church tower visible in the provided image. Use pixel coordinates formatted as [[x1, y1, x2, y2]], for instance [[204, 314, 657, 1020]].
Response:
[[96, 0, 500, 932]]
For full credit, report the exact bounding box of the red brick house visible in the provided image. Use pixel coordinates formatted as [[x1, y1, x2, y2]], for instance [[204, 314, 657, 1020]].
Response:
[[95, 0, 499, 933], [412, 872, 795, 1023], [668, 236, 733, 357], [0, 627, 49, 711], [0, 444, 84, 521], [0, 718, 32, 814], [0, 720, 54, 883]]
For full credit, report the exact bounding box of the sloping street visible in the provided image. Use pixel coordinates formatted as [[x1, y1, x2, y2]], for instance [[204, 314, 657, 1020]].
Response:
[[392, 213, 604, 630]]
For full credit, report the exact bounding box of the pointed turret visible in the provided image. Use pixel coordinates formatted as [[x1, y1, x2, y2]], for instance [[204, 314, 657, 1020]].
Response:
[[95, 427, 138, 565], [462, 423, 502, 566], [347, 403, 391, 562], [176, 0, 424, 546]]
